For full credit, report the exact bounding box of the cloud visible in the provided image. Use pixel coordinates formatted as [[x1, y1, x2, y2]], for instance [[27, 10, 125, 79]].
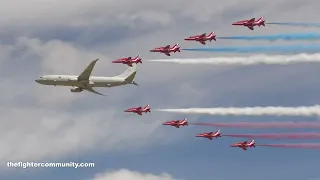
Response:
[[0, 36, 212, 163], [90, 169, 177, 180]]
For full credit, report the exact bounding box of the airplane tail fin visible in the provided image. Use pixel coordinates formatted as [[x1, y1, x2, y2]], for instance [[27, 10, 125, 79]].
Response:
[[183, 118, 188, 125], [136, 55, 142, 64], [115, 64, 138, 85], [258, 17, 265, 26], [173, 43, 180, 52], [248, 140, 255, 146], [144, 105, 151, 112]]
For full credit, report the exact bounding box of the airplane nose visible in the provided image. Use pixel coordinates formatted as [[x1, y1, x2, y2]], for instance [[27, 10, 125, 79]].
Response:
[[35, 79, 40, 83]]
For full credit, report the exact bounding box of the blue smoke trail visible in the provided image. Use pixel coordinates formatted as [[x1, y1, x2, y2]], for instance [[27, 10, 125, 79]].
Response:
[[217, 33, 320, 41], [182, 44, 320, 53], [266, 22, 320, 27]]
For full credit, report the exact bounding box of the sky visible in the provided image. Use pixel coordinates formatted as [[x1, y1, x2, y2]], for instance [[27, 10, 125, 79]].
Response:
[[0, 0, 320, 179]]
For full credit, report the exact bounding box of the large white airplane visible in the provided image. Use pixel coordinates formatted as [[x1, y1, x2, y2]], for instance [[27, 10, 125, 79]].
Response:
[[35, 58, 138, 96]]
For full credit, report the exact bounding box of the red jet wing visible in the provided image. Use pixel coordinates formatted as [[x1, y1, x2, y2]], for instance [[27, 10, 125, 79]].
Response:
[[247, 18, 255, 23], [247, 26, 254, 30], [199, 33, 206, 38]]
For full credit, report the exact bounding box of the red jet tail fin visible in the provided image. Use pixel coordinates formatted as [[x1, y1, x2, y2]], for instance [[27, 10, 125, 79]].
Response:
[[134, 55, 142, 63], [215, 130, 221, 136], [134, 55, 140, 60], [172, 43, 180, 52], [180, 118, 188, 125], [257, 17, 265, 26], [248, 140, 255, 146], [144, 105, 150, 112]]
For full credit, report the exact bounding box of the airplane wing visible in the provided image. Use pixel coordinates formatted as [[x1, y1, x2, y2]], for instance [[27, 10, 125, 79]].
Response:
[[137, 112, 142, 115], [164, 45, 170, 49], [242, 147, 247, 150], [247, 18, 255, 23], [199, 33, 206, 37], [200, 41, 206, 45], [164, 52, 170, 56], [84, 87, 106, 96], [78, 58, 99, 81], [247, 26, 254, 30]]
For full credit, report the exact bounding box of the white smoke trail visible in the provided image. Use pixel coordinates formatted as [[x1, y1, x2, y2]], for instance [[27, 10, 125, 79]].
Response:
[[149, 53, 320, 65], [155, 105, 320, 117]]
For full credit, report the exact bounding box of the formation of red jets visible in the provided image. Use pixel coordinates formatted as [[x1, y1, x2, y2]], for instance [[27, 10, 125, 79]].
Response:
[[110, 17, 266, 65], [118, 17, 266, 149], [124, 105, 257, 151]]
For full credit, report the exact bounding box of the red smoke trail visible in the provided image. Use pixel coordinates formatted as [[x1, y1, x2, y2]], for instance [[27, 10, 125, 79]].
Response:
[[257, 143, 320, 149], [223, 132, 320, 139], [190, 122, 320, 128]]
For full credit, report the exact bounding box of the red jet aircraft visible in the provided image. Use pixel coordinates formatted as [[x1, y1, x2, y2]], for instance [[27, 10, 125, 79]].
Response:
[[232, 17, 265, 30], [230, 140, 255, 150], [162, 118, 188, 128], [196, 130, 221, 140], [124, 105, 151, 115], [149, 43, 180, 56], [112, 55, 142, 66], [184, 32, 216, 45]]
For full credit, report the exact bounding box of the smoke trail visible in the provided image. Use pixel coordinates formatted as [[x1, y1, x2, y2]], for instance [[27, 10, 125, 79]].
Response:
[[257, 143, 320, 149], [156, 106, 320, 117], [189, 122, 320, 128], [223, 132, 320, 139], [266, 22, 320, 27], [182, 44, 320, 53], [149, 53, 320, 65], [217, 33, 320, 41]]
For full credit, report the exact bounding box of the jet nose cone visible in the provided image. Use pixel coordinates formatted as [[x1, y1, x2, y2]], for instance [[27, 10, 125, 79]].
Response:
[[35, 79, 40, 83]]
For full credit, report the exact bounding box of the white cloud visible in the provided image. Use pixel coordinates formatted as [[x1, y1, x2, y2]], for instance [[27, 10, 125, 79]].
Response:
[[0, 37, 209, 163], [90, 169, 177, 180]]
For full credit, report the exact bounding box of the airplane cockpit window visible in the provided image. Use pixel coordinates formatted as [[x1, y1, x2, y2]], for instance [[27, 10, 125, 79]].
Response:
[[40, 76, 43, 78]]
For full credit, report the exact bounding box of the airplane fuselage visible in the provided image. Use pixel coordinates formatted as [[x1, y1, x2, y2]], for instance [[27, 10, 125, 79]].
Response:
[[35, 75, 127, 88]]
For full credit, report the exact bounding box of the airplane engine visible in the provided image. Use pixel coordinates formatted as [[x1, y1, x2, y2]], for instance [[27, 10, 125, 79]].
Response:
[[71, 87, 83, 92]]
